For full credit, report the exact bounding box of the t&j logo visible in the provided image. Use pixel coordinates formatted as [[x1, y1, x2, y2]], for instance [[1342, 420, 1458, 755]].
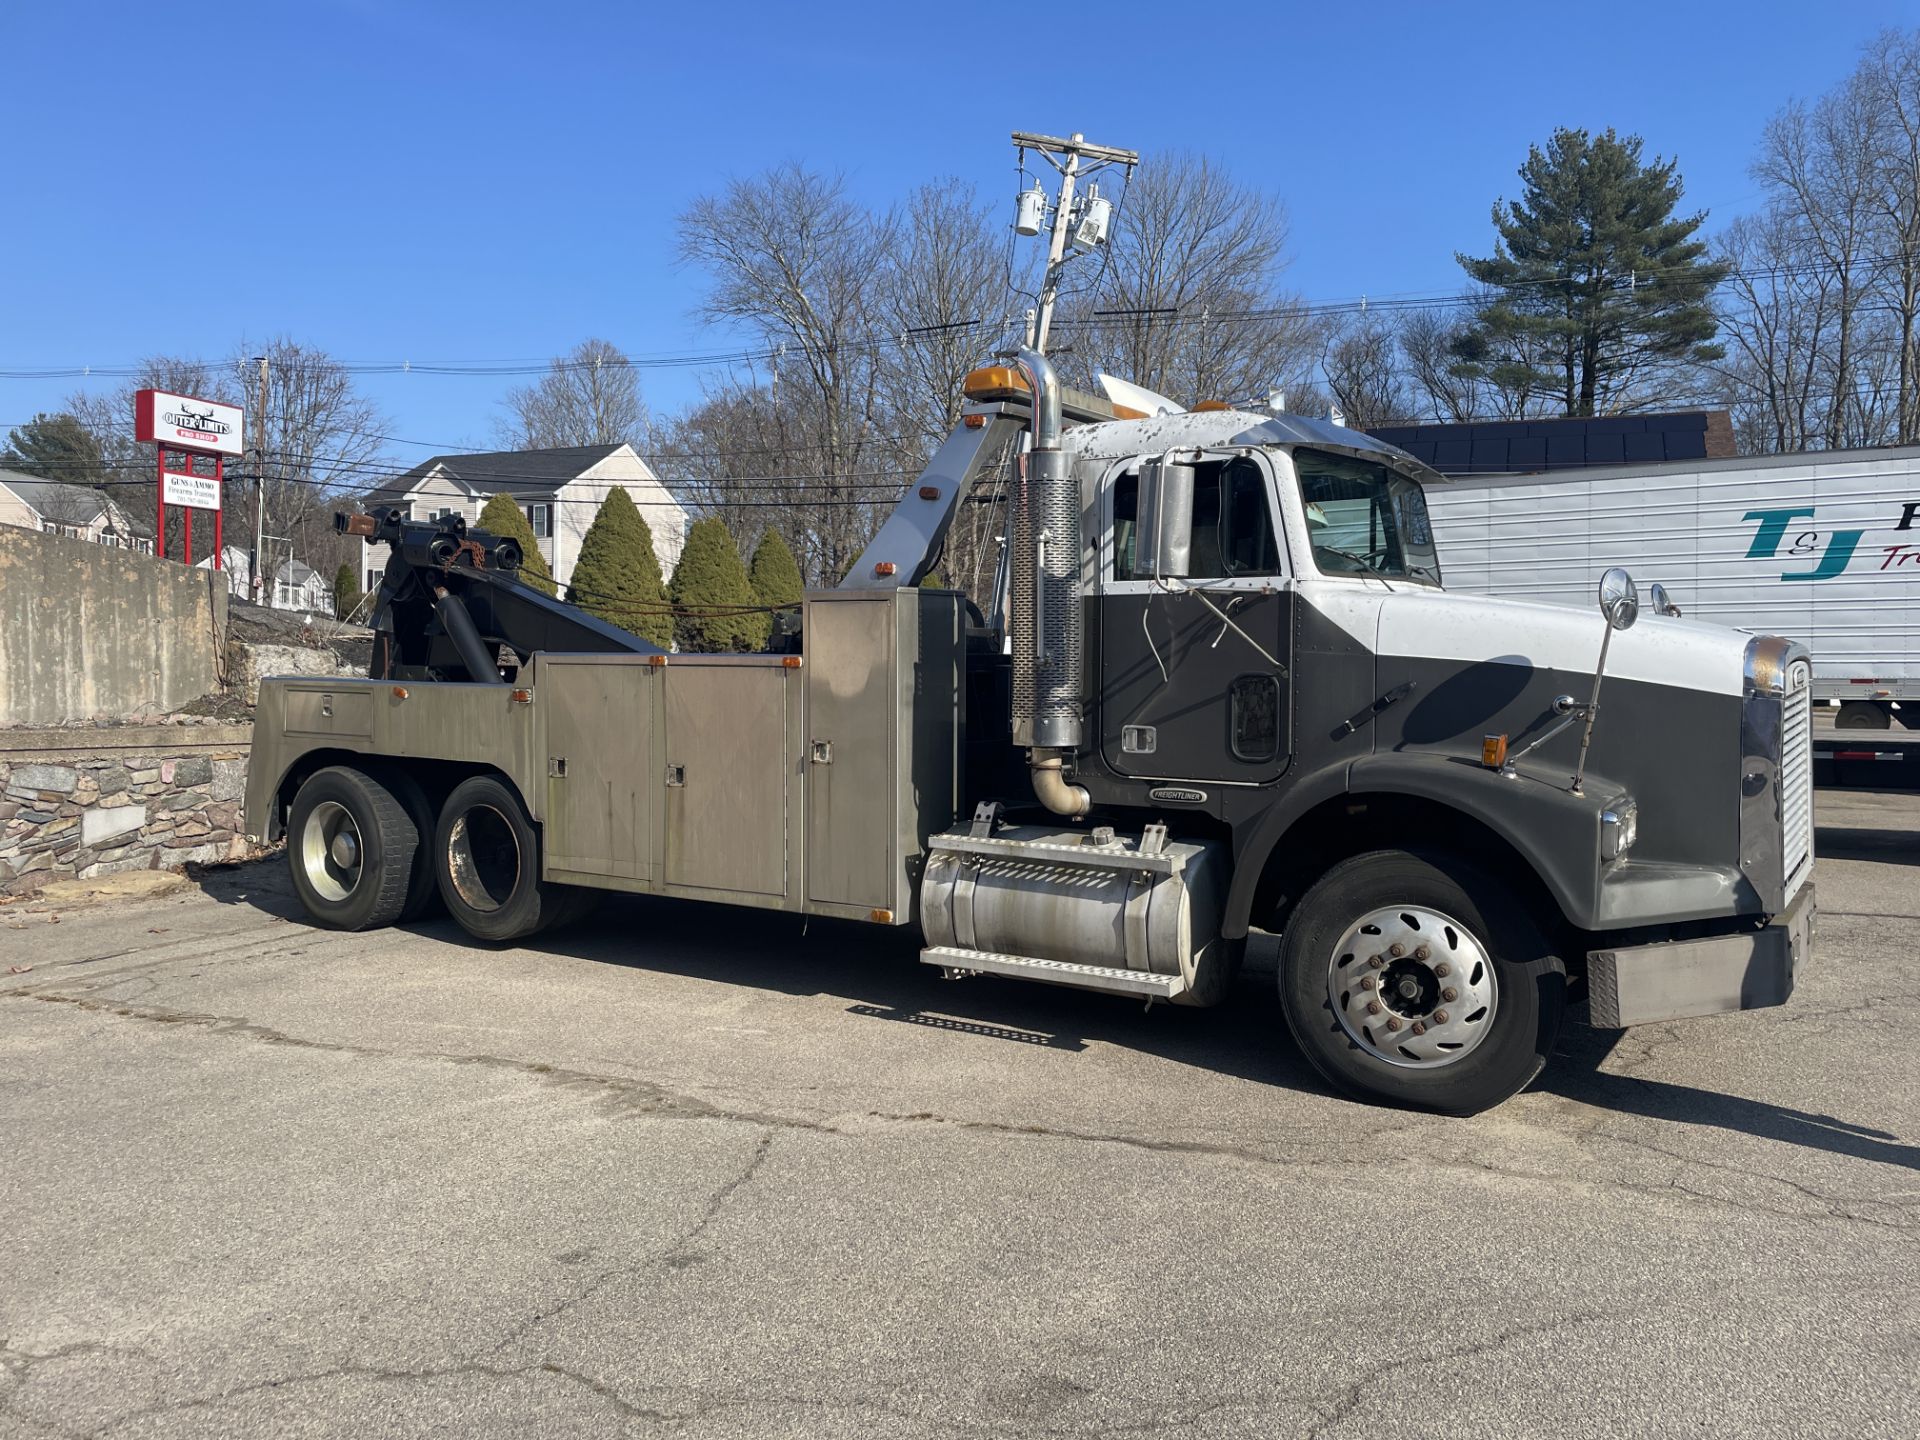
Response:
[[1743, 501, 1920, 580]]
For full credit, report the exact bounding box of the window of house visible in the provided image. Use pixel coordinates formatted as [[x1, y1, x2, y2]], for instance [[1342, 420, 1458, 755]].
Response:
[[366, 570, 383, 593], [1112, 456, 1281, 582], [525, 502, 552, 539]]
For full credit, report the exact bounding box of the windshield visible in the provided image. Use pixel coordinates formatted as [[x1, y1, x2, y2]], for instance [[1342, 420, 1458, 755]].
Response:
[[1292, 448, 1440, 584]]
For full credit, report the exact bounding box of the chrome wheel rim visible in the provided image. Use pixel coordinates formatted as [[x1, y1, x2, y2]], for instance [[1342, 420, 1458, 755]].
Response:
[[300, 800, 363, 904], [446, 804, 521, 913], [1326, 905, 1497, 1068]]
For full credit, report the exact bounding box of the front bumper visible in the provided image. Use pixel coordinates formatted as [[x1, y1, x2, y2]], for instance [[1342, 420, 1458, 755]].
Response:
[[1586, 884, 1815, 1028]]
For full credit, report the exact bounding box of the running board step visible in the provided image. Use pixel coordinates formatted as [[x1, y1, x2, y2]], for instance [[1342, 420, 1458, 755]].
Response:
[[921, 946, 1188, 999]]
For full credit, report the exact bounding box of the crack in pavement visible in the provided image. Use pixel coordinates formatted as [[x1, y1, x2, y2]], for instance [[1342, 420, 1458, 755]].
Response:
[[82, 1357, 676, 1436], [483, 1131, 777, 1359], [9, 985, 1915, 1238]]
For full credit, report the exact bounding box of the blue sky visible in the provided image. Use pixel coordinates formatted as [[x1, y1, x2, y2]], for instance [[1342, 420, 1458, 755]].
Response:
[[3, 0, 1913, 456]]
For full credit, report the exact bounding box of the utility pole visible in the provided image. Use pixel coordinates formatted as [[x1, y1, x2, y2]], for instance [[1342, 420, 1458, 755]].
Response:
[[252, 354, 268, 606], [1011, 131, 1137, 355]]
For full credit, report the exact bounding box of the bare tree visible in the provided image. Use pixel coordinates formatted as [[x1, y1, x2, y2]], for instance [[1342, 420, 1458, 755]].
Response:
[[1754, 74, 1887, 448], [1064, 153, 1320, 408], [1861, 29, 1920, 442], [678, 163, 899, 583], [1319, 312, 1417, 428], [230, 337, 388, 579], [499, 338, 649, 450], [877, 180, 1016, 598]]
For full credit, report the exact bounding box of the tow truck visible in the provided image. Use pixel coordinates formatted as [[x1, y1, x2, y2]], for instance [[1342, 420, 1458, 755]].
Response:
[[244, 136, 1815, 1112]]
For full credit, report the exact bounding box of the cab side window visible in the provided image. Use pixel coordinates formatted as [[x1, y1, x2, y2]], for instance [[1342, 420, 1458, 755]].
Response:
[[1112, 457, 1281, 581]]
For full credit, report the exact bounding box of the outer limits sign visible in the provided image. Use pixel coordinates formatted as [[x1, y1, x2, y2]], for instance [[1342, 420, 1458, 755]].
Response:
[[135, 390, 244, 460]]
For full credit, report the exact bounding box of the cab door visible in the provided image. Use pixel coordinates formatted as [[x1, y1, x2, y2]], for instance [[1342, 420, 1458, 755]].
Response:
[[1095, 451, 1293, 784]]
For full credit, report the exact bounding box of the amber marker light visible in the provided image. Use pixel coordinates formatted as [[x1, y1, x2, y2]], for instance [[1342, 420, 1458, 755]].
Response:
[[873, 562, 897, 576], [510, 688, 533, 705], [1482, 734, 1509, 769], [390, 686, 409, 700], [869, 908, 894, 924], [961, 365, 1029, 402]]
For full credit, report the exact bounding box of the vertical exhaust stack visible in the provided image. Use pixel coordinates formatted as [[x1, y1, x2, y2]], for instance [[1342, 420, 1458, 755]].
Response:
[[1008, 348, 1090, 818]]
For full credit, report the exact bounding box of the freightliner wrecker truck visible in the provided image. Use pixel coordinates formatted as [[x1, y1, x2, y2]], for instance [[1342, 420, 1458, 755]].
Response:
[[244, 141, 1815, 1114], [243, 348, 1815, 1113]]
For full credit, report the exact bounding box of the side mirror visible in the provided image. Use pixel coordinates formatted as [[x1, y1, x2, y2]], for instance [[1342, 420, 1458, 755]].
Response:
[[1598, 566, 1639, 631], [1648, 582, 1681, 618], [1136, 454, 1196, 579]]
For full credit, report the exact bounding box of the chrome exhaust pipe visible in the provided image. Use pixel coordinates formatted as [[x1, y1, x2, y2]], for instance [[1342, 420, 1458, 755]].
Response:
[[1008, 348, 1089, 817]]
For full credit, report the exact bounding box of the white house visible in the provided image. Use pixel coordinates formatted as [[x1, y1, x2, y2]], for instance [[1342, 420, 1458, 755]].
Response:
[[195, 550, 339, 616], [0, 468, 154, 553], [356, 444, 686, 595]]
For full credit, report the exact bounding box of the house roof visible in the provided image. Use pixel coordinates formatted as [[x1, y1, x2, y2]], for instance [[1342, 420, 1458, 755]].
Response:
[[1365, 410, 1738, 477], [0, 468, 153, 536], [362, 444, 628, 505]]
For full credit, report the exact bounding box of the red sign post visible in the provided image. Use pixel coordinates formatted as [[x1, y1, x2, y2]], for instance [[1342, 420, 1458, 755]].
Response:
[[134, 390, 244, 568]]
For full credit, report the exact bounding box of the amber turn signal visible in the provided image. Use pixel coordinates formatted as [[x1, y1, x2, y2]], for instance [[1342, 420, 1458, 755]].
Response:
[[1481, 734, 1509, 769]]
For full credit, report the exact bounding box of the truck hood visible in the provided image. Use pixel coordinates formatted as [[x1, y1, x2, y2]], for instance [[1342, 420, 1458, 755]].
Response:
[[1312, 583, 1751, 698]]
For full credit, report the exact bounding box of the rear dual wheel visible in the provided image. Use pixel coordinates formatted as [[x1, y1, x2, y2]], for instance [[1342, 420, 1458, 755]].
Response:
[[288, 766, 591, 941], [287, 767, 418, 931], [433, 774, 596, 943]]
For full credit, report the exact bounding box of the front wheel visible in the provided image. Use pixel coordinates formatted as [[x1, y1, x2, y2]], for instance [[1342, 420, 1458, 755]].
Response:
[[1277, 850, 1565, 1114]]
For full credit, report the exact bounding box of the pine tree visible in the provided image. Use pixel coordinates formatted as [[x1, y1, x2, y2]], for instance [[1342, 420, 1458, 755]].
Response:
[[746, 528, 803, 649], [568, 488, 672, 648], [669, 517, 762, 652], [475, 493, 557, 596], [333, 563, 361, 621], [1453, 128, 1728, 416], [1, 412, 104, 488]]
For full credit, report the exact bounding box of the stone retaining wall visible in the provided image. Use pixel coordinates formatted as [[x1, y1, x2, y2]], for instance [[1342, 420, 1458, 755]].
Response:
[[0, 725, 256, 895]]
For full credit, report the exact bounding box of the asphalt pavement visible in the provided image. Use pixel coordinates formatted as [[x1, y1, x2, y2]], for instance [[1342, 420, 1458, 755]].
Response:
[[2, 791, 1917, 1438]]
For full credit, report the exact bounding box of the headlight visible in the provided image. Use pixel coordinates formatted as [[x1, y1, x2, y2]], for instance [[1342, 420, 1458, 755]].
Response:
[[1600, 800, 1638, 862]]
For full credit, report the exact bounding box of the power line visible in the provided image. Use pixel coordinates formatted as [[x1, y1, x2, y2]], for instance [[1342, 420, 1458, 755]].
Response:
[[15, 244, 1920, 384]]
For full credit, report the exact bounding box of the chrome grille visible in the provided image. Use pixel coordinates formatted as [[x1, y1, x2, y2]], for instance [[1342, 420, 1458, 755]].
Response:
[[1781, 661, 1813, 896]]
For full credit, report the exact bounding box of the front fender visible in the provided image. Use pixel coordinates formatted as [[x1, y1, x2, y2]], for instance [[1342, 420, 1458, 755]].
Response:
[[1346, 752, 1612, 929]]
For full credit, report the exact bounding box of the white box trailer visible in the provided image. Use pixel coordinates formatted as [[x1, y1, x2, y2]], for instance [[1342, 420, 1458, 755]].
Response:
[[1422, 443, 1920, 726]]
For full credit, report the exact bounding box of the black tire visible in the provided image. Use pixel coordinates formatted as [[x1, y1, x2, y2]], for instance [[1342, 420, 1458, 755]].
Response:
[[1277, 850, 1565, 1115], [366, 763, 443, 922], [433, 774, 569, 943], [285, 765, 418, 931], [1836, 700, 1892, 730]]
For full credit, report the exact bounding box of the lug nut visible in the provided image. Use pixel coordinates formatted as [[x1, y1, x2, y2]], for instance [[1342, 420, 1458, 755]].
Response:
[[1389, 942, 1407, 957], [1411, 1021, 1427, 1036], [1368, 954, 1384, 968], [1433, 1009, 1450, 1024], [1434, 962, 1451, 978], [1365, 1000, 1382, 1015], [1359, 976, 1376, 990], [1442, 987, 1458, 1002], [1385, 1017, 1402, 1031], [1415, 944, 1431, 960]]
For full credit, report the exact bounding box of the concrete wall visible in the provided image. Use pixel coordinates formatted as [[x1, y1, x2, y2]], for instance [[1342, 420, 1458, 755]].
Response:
[[0, 725, 256, 894], [0, 526, 228, 726]]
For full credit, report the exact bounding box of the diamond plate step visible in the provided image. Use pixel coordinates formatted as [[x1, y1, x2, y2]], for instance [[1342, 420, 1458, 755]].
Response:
[[921, 945, 1187, 998]]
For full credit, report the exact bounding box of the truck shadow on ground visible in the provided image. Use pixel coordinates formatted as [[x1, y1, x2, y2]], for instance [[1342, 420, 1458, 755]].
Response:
[[1544, 1023, 1920, 1172], [1811, 824, 1920, 866], [205, 862, 1917, 1167]]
